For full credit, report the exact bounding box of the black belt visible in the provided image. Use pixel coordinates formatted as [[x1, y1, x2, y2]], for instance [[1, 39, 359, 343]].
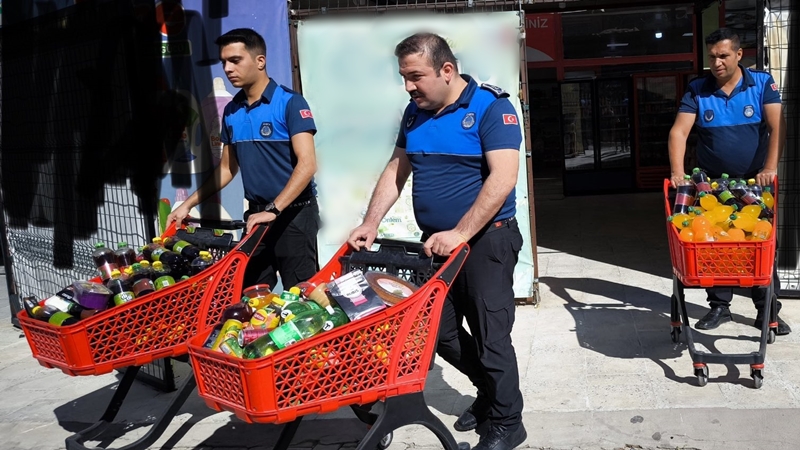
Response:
[[484, 216, 517, 234], [248, 198, 316, 213]]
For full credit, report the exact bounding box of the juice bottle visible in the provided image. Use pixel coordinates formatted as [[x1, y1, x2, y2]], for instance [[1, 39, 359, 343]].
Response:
[[727, 228, 746, 241], [762, 187, 775, 209], [751, 220, 773, 240], [691, 168, 713, 195], [114, 242, 137, 270], [732, 214, 758, 232], [93, 242, 119, 280], [668, 214, 692, 230], [691, 216, 714, 242], [673, 175, 696, 214], [679, 228, 695, 242], [698, 192, 719, 211]]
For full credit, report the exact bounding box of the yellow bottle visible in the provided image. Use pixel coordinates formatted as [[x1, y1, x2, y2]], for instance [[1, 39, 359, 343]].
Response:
[[698, 192, 719, 211], [727, 228, 746, 241], [679, 228, 695, 242], [732, 214, 758, 232], [669, 214, 692, 229], [740, 205, 763, 219], [752, 220, 773, 240], [762, 187, 775, 209]]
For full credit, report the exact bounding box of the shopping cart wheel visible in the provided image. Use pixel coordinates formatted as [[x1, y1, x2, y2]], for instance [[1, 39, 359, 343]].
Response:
[[751, 368, 764, 389], [694, 365, 709, 387], [767, 329, 776, 344], [670, 327, 681, 343], [378, 431, 393, 449]]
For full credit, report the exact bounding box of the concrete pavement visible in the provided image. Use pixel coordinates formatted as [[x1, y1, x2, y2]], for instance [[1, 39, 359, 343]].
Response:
[[2, 190, 800, 449]]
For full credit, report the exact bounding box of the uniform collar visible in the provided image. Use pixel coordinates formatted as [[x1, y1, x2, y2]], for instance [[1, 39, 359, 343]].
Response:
[[703, 64, 755, 94], [233, 78, 278, 105], [431, 75, 478, 116]]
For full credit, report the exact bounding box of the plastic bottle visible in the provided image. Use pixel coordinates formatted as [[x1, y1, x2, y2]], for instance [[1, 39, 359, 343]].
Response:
[[280, 300, 314, 322], [150, 245, 188, 278], [691, 168, 712, 195], [242, 333, 280, 359], [324, 307, 349, 331], [190, 251, 214, 275], [93, 242, 119, 280], [712, 173, 731, 194], [732, 214, 758, 232], [738, 180, 774, 219], [691, 216, 714, 242], [280, 286, 303, 303], [697, 192, 719, 211], [172, 239, 202, 262], [673, 175, 696, 215], [28, 302, 79, 326], [727, 228, 746, 241], [269, 309, 328, 349], [222, 299, 255, 322], [106, 269, 136, 306], [139, 260, 155, 280], [668, 214, 692, 230], [141, 237, 165, 261], [678, 228, 694, 242], [152, 261, 176, 290], [718, 188, 745, 210], [114, 242, 137, 270], [752, 220, 773, 240], [762, 187, 775, 209]]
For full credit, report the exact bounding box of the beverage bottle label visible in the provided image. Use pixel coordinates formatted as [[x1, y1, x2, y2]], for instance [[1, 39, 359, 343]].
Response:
[[219, 338, 244, 357], [323, 320, 335, 331], [270, 322, 303, 349], [155, 275, 176, 289], [44, 296, 74, 313], [151, 247, 166, 261], [114, 291, 136, 306]]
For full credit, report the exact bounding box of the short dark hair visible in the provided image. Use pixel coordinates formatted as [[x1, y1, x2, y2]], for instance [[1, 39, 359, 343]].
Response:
[[215, 28, 267, 58], [394, 32, 458, 75], [705, 28, 741, 51]]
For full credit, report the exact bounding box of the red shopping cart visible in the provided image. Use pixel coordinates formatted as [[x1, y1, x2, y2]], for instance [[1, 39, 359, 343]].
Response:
[[17, 221, 268, 450], [664, 179, 779, 389], [187, 238, 470, 450]]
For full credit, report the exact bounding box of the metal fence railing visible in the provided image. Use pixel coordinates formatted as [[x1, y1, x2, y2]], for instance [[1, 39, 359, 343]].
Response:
[[763, 0, 800, 295]]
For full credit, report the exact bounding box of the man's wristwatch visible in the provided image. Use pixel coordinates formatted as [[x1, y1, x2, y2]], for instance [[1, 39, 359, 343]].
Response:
[[264, 202, 281, 217]]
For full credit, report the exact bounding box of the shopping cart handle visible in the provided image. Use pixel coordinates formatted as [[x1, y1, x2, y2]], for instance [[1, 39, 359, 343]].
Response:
[[196, 219, 247, 230], [436, 243, 469, 286], [235, 224, 269, 257]]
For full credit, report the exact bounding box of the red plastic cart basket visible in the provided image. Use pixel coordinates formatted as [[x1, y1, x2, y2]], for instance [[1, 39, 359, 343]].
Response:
[[187, 239, 469, 425], [17, 223, 268, 376], [664, 179, 777, 288]]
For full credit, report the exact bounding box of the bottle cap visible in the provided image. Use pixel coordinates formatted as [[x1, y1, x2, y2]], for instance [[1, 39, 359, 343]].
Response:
[[748, 179, 756, 185], [242, 296, 251, 304], [731, 214, 738, 220], [118, 241, 128, 248], [683, 174, 691, 179], [95, 242, 106, 248], [682, 220, 690, 228], [124, 267, 134, 275], [692, 168, 700, 173], [711, 181, 719, 189], [141, 260, 151, 268], [722, 173, 729, 179], [200, 250, 211, 257], [110, 269, 121, 277], [289, 286, 301, 295], [152, 237, 163, 244], [667, 215, 674, 222], [152, 261, 163, 269], [132, 263, 141, 270], [699, 192, 706, 197]]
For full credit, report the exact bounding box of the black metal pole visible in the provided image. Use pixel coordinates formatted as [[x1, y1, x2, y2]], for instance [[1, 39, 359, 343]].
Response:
[[757, 0, 766, 70]]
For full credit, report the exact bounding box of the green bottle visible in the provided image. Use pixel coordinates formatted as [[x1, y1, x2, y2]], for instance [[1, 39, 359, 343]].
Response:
[[270, 309, 327, 349], [242, 333, 280, 359], [280, 300, 313, 322], [323, 307, 349, 332]]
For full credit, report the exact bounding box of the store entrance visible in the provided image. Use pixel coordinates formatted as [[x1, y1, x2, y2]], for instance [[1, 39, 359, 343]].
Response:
[[561, 77, 634, 195]]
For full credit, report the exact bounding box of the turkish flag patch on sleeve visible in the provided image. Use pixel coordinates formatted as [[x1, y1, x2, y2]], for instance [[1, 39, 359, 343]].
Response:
[[503, 114, 518, 125], [771, 83, 779, 91], [300, 109, 314, 118]]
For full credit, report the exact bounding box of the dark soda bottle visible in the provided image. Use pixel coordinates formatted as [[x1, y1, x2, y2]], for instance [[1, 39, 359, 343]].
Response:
[[223, 298, 255, 322], [151, 246, 188, 278], [673, 175, 696, 214], [691, 168, 712, 195], [190, 251, 214, 275], [741, 179, 774, 219], [718, 188, 745, 210], [141, 237, 165, 261], [23, 296, 43, 319], [106, 269, 136, 306], [28, 302, 79, 326], [152, 261, 176, 290], [114, 242, 137, 269], [93, 242, 119, 280], [130, 263, 156, 297]]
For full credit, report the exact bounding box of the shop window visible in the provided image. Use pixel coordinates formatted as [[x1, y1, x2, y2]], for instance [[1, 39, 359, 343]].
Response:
[[562, 5, 694, 59]]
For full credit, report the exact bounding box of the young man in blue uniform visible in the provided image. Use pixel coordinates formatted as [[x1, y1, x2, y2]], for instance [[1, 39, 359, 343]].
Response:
[[668, 28, 789, 334], [167, 28, 320, 290], [348, 33, 526, 450]]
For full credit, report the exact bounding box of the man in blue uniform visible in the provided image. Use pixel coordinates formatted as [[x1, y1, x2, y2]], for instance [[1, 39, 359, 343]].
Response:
[[348, 33, 526, 450], [167, 28, 320, 290], [668, 28, 789, 334]]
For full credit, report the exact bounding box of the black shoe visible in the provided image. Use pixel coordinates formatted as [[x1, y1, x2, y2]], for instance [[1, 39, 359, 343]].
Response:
[[473, 423, 527, 450], [454, 397, 490, 432], [754, 315, 792, 336], [695, 306, 732, 330]]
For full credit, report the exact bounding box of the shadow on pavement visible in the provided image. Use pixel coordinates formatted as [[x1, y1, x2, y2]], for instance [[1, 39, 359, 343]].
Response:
[[542, 276, 760, 387]]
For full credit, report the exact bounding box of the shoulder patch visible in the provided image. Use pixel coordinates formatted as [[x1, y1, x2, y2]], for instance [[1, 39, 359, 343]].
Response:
[[480, 83, 509, 98]]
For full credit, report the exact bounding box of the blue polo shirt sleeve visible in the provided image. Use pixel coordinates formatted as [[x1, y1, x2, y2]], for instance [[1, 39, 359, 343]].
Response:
[[479, 98, 522, 151], [285, 94, 317, 136], [220, 113, 231, 145], [762, 75, 782, 104], [678, 84, 698, 114], [395, 104, 412, 149]]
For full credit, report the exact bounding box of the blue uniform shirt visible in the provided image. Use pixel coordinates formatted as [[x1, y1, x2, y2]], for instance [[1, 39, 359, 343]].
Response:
[[678, 65, 781, 177], [396, 75, 522, 235], [221, 78, 317, 205]]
